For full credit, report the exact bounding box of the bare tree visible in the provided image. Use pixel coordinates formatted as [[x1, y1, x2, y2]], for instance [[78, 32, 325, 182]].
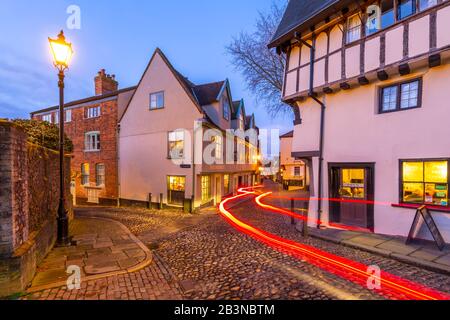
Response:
[[227, 1, 290, 116]]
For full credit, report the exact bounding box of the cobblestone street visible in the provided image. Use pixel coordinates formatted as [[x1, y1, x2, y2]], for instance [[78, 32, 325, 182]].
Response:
[[25, 188, 450, 300]]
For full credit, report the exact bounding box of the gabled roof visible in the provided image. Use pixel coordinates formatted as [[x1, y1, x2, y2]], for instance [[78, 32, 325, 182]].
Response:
[[269, 0, 350, 48], [120, 48, 204, 122], [232, 99, 245, 120], [192, 81, 225, 106]]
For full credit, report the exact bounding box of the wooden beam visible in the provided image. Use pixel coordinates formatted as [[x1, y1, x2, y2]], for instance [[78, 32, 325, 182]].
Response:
[[429, 54, 441, 68], [377, 70, 389, 81], [358, 76, 369, 85], [399, 63, 411, 76], [340, 82, 350, 90]]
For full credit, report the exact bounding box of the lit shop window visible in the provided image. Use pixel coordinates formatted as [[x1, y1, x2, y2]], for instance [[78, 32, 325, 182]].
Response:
[[201, 176, 211, 203], [81, 163, 90, 186], [402, 160, 448, 206], [224, 174, 230, 195]]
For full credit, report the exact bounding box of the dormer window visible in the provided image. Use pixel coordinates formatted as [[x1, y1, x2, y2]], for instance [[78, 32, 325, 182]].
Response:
[[223, 98, 230, 121], [346, 14, 361, 43]]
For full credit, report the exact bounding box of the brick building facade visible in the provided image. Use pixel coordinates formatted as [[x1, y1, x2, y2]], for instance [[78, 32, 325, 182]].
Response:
[[31, 70, 136, 205]]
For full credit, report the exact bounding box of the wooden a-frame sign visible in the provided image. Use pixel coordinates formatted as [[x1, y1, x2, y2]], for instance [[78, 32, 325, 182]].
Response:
[[406, 206, 446, 251]]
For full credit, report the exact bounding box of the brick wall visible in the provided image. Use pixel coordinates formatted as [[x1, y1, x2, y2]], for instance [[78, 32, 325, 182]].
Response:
[[0, 121, 72, 296], [33, 99, 119, 205]]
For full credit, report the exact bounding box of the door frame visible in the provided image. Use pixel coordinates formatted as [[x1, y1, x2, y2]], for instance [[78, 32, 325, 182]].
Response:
[[328, 162, 375, 230]]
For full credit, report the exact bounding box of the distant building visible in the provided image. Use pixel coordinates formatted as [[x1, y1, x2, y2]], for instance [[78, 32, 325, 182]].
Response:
[[279, 130, 307, 190]]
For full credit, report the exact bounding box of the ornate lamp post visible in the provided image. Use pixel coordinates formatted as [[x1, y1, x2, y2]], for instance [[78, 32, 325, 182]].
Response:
[[49, 30, 74, 246]]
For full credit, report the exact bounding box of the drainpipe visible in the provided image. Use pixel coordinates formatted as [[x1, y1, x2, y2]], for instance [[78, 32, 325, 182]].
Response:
[[296, 33, 326, 229]]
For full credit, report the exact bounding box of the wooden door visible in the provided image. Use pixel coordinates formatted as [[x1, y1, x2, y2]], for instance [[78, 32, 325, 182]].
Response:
[[339, 168, 368, 228]]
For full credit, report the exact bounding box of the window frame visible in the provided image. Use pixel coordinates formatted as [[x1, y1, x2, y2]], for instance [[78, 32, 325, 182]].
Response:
[[378, 78, 423, 114], [86, 106, 101, 119], [95, 163, 105, 187], [65, 109, 72, 123], [399, 158, 450, 207], [167, 130, 185, 160], [201, 175, 211, 204], [223, 98, 230, 121], [150, 91, 165, 110], [81, 163, 90, 186], [213, 135, 223, 160], [346, 13, 362, 44], [85, 131, 101, 152], [42, 114, 52, 123]]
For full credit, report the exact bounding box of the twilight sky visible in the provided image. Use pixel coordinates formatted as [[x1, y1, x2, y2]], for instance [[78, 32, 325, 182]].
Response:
[[0, 0, 292, 155]]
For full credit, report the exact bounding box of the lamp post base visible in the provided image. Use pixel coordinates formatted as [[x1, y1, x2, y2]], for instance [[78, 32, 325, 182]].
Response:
[[57, 203, 71, 247]]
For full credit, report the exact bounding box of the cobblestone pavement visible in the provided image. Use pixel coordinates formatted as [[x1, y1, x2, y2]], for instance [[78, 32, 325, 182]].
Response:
[[24, 191, 450, 300]]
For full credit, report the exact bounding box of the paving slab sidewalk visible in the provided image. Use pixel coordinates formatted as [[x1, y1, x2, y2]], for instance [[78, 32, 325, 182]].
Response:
[[307, 227, 450, 275], [27, 217, 152, 293]]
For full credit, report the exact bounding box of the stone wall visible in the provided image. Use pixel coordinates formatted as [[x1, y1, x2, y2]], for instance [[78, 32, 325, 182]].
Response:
[[0, 121, 72, 296]]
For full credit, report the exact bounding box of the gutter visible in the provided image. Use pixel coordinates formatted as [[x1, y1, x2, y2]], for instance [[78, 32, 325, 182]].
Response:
[[296, 33, 326, 229]]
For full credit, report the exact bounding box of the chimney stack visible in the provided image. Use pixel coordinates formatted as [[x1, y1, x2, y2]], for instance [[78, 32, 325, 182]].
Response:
[[95, 69, 118, 95]]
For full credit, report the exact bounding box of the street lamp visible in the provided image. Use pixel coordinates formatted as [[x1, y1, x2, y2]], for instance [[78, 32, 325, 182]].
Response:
[[49, 30, 73, 246]]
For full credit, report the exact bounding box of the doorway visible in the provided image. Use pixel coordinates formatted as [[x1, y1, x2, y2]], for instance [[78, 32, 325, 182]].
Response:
[[329, 163, 375, 230], [215, 176, 222, 204], [168, 176, 186, 206]]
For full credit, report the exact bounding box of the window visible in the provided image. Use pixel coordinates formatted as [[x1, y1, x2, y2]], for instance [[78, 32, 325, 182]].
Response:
[[366, 5, 381, 35], [381, 0, 395, 29], [419, 0, 437, 11], [54, 112, 59, 124], [65, 110, 72, 123], [339, 169, 366, 199], [86, 106, 101, 119], [212, 135, 223, 160], [168, 130, 184, 159], [237, 140, 246, 163], [380, 79, 421, 113], [239, 114, 245, 131], [96, 163, 105, 187], [42, 114, 52, 123], [150, 91, 164, 110], [223, 98, 230, 120], [224, 174, 230, 195], [294, 167, 301, 177], [81, 163, 90, 186], [201, 176, 211, 203], [85, 132, 100, 151], [398, 0, 416, 20], [346, 14, 361, 43], [401, 160, 448, 206]]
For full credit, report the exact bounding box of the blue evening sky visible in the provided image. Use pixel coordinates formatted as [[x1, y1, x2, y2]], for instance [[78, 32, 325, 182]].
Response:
[[0, 0, 291, 155]]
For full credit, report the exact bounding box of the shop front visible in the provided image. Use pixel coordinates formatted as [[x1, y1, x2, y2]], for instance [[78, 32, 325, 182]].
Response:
[[328, 163, 375, 230]]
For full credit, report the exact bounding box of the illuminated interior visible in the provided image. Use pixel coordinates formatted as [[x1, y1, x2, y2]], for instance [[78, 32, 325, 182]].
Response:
[[339, 169, 365, 199], [402, 160, 448, 206]]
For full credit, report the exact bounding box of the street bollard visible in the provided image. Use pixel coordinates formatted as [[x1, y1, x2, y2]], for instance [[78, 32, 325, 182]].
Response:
[[159, 193, 163, 210], [302, 201, 309, 237], [291, 198, 295, 225], [148, 193, 152, 210]]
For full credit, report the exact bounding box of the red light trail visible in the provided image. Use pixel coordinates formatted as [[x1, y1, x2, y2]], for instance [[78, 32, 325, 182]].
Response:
[[219, 189, 450, 301]]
